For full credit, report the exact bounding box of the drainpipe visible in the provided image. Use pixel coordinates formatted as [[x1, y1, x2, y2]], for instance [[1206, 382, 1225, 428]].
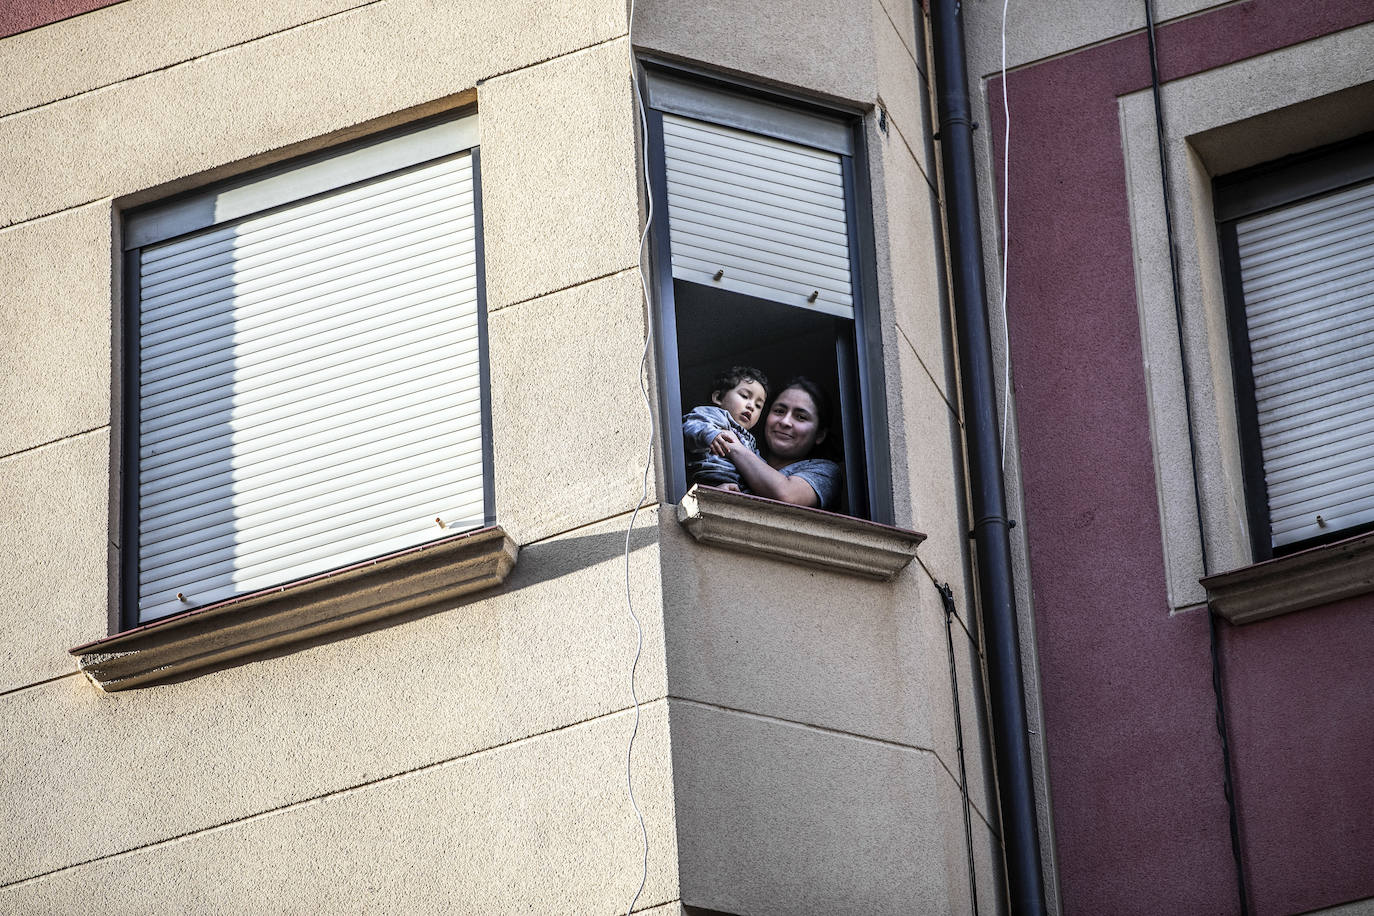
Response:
[[926, 1, 1048, 914]]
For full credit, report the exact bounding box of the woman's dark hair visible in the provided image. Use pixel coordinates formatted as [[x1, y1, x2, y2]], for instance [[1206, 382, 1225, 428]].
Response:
[[777, 376, 832, 432], [710, 365, 770, 400], [767, 375, 841, 463]]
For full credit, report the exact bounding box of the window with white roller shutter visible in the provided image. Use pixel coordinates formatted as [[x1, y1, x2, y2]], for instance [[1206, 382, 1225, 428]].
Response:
[[1217, 133, 1374, 558], [122, 112, 492, 625], [643, 70, 891, 521]]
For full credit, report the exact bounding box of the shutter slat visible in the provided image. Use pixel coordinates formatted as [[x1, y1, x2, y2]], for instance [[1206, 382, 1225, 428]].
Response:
[[141, 220, 475, 342], [1270, 496, 1374, 544], [665, 200, 850, 260], [1251, 344, 1374, 404], [662, 113, 853, 316], [138, 491, 487, 619], [141, 451, 484, 576], [141, 365, 479, 488], [140, 309, 478, 432], [140, 168, 472, 302], [140, 417, 479, 538], [1248, 283, 1374, 351], [1250, 328, 1374, 384], [141, 158, 471, 310], [1261, 374, 1374, 436], [140, 325, 479, 452], [1237, 179, 1374, 240], [1261, 414, 1374, 471], [662, 116, 841, 176], [140, 258, 477, 389], [142, 483, 485, 592], [141, 400, 481, 517], [1239, 235, 1374, 301], [139, 276, 478, 412], [137, 148, 485, 621]]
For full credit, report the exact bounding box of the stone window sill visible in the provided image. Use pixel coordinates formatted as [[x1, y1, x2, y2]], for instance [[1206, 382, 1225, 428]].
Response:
[[71, 525, 518, 691], [1200, 530, 1374, 625], [676, 485, 925, 580]]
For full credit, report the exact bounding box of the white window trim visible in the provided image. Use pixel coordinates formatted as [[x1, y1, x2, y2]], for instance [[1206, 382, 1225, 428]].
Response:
[[1120, 22, 1374, 613]]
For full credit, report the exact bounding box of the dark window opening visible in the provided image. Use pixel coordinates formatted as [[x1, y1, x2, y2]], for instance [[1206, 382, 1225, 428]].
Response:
[[673, 280, 866, 516], [643, 66, 889, 522]]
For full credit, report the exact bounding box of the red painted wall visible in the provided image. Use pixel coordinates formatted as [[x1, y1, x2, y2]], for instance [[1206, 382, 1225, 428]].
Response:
[[992, 2, 1374, 914], [0, 0, 126, 39]]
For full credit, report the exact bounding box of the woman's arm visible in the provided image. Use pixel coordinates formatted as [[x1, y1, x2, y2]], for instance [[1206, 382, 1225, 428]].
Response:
[[710, 431, 820, 507]]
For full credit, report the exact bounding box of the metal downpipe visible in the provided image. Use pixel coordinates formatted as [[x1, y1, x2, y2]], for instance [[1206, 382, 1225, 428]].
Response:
[[926, 1, 1047, 913]]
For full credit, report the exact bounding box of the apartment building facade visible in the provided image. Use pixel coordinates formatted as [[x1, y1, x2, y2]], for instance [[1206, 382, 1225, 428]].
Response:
[[1, 1, 992, 914]]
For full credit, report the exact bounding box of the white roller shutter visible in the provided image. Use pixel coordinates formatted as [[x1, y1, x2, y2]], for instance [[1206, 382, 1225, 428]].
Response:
[[662, 113, 854, 319], [1237, 177, 1374, 548], [135, 149, 484, 622]]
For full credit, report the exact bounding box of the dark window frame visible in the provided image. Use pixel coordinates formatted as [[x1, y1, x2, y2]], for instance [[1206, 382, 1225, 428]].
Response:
[[639, 62, 893, 524], [1214, 131, 1374, 560], [117, 111, 496, 631]]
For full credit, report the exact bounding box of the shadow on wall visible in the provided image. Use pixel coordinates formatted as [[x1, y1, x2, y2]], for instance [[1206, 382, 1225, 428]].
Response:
[[149, 523, 660, 686]]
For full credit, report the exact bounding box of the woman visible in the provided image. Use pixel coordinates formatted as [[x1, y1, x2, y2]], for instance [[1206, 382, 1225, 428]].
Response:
[[707, 376, 842, 509]]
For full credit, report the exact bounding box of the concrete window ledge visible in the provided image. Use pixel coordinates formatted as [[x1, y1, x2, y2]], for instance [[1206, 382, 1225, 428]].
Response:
[[1201, 530, 1374, 625], [676, 485, 925, 580], [72, 526, 518, 691]]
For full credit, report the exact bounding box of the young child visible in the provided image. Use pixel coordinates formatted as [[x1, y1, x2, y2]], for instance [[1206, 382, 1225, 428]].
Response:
[[682, 366, 769, 492]]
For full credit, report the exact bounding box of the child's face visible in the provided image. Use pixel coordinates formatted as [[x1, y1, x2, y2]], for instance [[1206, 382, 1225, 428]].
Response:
[[711, 378, 767, 430]]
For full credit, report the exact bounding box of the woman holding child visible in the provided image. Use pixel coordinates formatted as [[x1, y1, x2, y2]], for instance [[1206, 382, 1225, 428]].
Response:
[[691, 372, 841, 510]]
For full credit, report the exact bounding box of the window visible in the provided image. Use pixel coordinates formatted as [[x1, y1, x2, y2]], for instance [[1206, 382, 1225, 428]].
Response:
[[1215, 133, 1374, 560], [121, 112, 493, 627], [641, 69, 890, 522]]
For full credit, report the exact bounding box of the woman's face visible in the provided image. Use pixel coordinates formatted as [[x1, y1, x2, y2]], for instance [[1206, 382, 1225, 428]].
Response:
[[765, 386, 826, 462]]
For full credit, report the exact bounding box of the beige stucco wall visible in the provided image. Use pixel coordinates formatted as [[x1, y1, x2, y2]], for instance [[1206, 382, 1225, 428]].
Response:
[[637, 0, 1001, 913], [2, 0, 990, 912], [0, 2, 680, 913]]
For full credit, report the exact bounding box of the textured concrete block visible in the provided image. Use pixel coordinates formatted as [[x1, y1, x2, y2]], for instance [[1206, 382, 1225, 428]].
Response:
[[877, 0, 921, 67], [872, 114, 947, 399], [938, 762, 1010, 916], [0, 703, 679, 915], [0, 0, 367, 116], [894, 341, 969, 596], [659, 512, 934, 750], [669, 698, 953, 915], [0, 431, 110, 693], [487, 269, 654, 545], [632, 0, 876, 107], [963, 0, 1223, 77], [478, 36, 641, 309], [0, 0, 625, 228], [0, 204, 111, 456], [1, 511, 665, 884], [873, 0, 931, 181], [920, 583, 997, 825]]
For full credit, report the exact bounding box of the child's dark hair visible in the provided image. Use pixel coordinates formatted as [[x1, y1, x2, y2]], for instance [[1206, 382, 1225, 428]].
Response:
[[710, 365, 769, 399]]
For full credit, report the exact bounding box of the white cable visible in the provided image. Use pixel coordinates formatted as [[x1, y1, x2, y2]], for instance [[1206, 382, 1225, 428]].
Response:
[[622, 2, 655, 913], [999, 0, 1013, 469]]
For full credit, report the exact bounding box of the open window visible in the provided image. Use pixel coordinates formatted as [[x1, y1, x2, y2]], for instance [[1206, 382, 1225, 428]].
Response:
[[1215, 132, 1374, 559], [641, 69, 888, 521]]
